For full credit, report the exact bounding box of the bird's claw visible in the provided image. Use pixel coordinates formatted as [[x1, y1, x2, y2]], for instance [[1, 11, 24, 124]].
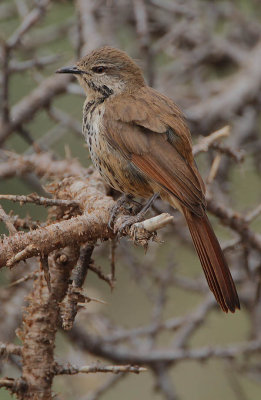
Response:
[[117, 212, 145, 236], [108, 194, 137, 230], [109, 193, 159, 234]]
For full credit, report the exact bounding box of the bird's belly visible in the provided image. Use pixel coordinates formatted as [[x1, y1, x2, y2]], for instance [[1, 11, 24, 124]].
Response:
[[83, 107, 153, 198]]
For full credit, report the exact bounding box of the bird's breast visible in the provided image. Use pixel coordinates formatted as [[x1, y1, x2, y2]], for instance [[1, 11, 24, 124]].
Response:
[[82, 99, 153, 197], [82, 100, 106, 173]]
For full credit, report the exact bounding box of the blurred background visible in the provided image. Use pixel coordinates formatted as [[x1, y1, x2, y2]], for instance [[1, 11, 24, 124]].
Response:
[[0, 0, 261, 399]]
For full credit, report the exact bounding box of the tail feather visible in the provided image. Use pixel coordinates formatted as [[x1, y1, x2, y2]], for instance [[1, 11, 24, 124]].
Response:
[[184, 209, 240, 313], [190, 225, 227, 311]]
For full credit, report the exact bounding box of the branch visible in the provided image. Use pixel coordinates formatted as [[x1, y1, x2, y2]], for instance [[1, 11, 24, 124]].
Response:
[[0, 342, 22, 358], [187, 41, 261, 127], [206, 195, 261, 251], [76, 0, 104, 55], [0, 194, 80, 208], [0, 74, 72, 145], [8, 271, 38, 288], [7, 0, 50, 49], [20, 247, 79, 399], [61, 244, 94, 330], [0, 174, 113, 268], [88, 263, 115, 289], [0, 378, 27, 393], [131, 213, 174, 233], [0, 204, 17, 234], [9, 55, 60, 72], [127, 213, 174, 246], [193, 125, 230, 155], [210, 143, 245, 163], [69, 326, 261, 365], [47, 106, 82, 137], [245, 204, 261, 223], [0, 173, 174, 268], [56, 363, 147, 375], [0, 150, 87, 179]]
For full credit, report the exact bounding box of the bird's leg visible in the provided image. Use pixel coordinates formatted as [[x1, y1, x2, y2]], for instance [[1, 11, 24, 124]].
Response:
[[108, 194, 138, 229], [138, 193, 159, 214], [117, 193, 159, 235]]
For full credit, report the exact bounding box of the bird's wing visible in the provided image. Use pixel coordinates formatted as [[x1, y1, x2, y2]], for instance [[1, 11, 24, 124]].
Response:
[[103, 86, 206, 215]]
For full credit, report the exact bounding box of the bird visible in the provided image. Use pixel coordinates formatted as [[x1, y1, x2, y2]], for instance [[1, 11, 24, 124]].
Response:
[[56, 46, 240, 313]]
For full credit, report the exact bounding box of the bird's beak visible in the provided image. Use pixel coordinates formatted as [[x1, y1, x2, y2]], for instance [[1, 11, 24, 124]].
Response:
[[56, 65, 84, 75]]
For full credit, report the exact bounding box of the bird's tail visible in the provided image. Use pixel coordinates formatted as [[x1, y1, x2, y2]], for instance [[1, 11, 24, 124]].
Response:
[[183, 209, 240, 312]]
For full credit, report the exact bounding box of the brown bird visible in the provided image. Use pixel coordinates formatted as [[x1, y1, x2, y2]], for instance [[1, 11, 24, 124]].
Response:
[[57, 46, 240, 313]]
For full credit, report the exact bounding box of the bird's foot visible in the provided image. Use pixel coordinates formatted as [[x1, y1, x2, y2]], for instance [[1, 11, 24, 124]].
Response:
[[116, 193, 159, 235], [117, 213, 145, 236], [108, 194, 141, 230]]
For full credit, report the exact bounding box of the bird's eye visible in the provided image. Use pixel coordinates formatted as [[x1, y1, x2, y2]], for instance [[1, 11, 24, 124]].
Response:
[[92, 66, 106, 74]]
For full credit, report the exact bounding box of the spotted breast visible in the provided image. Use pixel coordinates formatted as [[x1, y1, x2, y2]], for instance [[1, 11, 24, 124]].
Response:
[[82, 99, 110, 181], [82, 98, 153, 198]]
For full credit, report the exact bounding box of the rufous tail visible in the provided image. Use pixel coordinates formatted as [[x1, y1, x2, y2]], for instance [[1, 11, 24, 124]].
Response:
[[184, 209, 240, 313]]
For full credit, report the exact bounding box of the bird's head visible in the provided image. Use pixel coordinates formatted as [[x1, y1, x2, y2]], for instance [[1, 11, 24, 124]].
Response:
[[56, 46, 145, 97]]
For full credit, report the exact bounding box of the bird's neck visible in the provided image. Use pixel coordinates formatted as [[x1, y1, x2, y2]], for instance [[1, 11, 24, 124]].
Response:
[[85, 81, 114, 103], [83, 86, 112, 118], [84, 80, 144, 112], [85, 79, 143, 101]]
